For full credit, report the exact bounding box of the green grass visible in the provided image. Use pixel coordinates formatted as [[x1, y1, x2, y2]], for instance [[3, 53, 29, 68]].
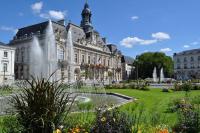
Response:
[[1, 87, 200, 130], [107, 88, 200, 126]]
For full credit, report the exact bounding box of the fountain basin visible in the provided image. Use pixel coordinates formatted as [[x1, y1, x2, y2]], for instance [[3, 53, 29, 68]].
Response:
[[71, 92, 133, 112], [0, 92, 133, 115]]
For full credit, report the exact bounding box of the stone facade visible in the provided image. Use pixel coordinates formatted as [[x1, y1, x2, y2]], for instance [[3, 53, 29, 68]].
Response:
[[0, 42, 15, 83], [9, 2, 123, 83], [174, 48, 200, 80]]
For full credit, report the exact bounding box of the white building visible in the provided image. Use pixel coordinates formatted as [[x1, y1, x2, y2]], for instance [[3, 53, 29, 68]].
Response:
[[122, 56, 134, 80], [174, 48, 200, 80], [0, 42, 15, 83]]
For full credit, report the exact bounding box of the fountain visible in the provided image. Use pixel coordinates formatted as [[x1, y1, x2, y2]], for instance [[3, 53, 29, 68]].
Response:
[[153, 67, 158, 82], [0, 20, 133, 115], [160, 67, 165, 82], [45, 20, 57, 81], [29, 20, 57, 81], [66, 29, 75, 83], [29, 36, 45, 78]]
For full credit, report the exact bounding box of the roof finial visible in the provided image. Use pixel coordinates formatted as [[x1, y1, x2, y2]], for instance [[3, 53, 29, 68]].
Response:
[[84, 0, 89, 8]]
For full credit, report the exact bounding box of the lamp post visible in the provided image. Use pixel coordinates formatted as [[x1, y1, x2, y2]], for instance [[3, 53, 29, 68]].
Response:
[[134, 56, 139, 85], [3, 67, 5, 82]]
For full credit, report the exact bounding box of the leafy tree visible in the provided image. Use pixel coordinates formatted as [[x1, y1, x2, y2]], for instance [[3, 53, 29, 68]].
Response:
[[134, 52, 173, 79]]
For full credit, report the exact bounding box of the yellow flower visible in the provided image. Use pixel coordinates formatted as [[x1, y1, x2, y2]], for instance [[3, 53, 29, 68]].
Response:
[[75, 128, 80, 133], [55, 129, 62, 133], [101, 117, 106, 122]]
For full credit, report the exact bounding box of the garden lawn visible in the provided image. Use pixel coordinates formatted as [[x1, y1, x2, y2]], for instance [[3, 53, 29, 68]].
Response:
[[107, 88, 200, 126]]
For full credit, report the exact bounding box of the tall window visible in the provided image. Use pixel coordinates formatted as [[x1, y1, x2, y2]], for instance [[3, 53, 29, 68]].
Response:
[[16, 49, 19, 62], [184, 57, 187, 62], [184, 64, 187, 69], [21, 51, 24, 62], [191, 63, 195, 69], [177, 58, 180, 63], [103, 59, 106, 66], [198, 56, 200, 61], [75, 54, 78, 63], [93, 56, 96, 64], [177, 64, 181, 69], [88, 56, 91, 64], [191, 57, 194, 62], [4, 51, 8, 57], [3, 63, 7, 72], [82, 55, 85, 63], [108, 60, 110, 66], [58, 48, 64, 60]]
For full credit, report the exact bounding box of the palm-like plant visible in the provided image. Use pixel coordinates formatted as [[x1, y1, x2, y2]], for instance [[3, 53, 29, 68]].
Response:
[[11, 74, 75, 133]]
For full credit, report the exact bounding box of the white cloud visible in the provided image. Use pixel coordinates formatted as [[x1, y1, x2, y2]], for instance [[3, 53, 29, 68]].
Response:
[[39, 13, 49, 19], [31, 2, 43, 13], [39, 10, 66, 20], [183, 45, 190, 48], [120, 37, 143, 48], [120, 32, 171, 48], [49, 10, 66, 20], [131, 16, 139, 21], [120, 36, 158, 48], [0, 26, 18, 34], [191, 41, 198, 45], [140, 39, 157, 45], [160, 48, 172, 52], [152, 32, 170, 40]]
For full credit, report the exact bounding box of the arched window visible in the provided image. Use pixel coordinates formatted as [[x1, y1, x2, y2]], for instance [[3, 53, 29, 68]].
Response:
[[191, 57, 194, 62], [57, 47, 64, 60]]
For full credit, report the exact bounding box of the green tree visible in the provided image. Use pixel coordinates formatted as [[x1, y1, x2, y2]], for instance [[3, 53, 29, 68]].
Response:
[[134, 52, 173, 79]]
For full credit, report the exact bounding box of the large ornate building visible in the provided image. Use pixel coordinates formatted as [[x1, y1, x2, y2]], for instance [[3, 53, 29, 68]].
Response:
[[9, 2, 123, 83], [0, 42, 15, 83], [174, 48, 200, 80]]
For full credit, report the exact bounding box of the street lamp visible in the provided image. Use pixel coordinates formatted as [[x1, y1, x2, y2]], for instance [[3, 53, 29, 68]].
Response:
[[135, 56, 139, 85]]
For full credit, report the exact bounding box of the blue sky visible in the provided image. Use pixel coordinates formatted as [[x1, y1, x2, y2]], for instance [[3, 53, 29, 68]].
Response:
[[0, 0, 200, 58]]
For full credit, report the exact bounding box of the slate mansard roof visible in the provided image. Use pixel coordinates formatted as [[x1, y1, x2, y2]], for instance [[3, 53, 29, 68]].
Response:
[[121, 56, 134, 65], [0, 41, 15, 49], [12, 20, 120, 54], [13, 20, 66, 40], [174, 48, 200, 56], [0, 41, 5, 46], [107, 44, 122, 55]]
